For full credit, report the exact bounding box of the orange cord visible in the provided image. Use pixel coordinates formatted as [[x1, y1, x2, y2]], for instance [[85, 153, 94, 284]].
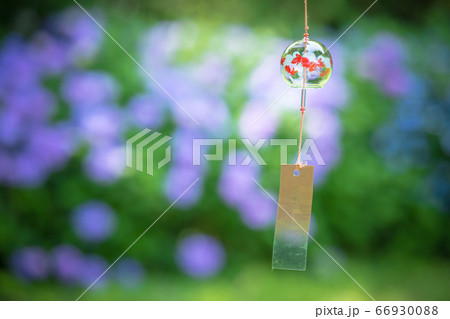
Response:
[[296, 0, 309, 169], [304, 0, 309, 41]]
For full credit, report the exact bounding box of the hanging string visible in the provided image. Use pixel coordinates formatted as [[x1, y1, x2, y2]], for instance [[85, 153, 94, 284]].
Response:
[[303, 0, 309, 41], [296, 0, 309, 169]]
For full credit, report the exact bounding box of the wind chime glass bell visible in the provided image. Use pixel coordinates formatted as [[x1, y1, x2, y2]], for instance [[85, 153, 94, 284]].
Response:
[[280, 39, 333, 88]]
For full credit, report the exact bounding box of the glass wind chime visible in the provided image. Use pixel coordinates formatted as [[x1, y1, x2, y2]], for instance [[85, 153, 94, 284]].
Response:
[[272, 0, 333, 271]]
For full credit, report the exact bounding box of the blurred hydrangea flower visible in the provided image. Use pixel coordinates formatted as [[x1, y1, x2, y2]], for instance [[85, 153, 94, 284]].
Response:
[[164, 165, 203, 208], [10, 247, 49, 281], [75, 104, 123, 147], [246, 51, 297, 109], [153, 68, 231, 136], [236, 189, 276, 229], [176, 234, 226, 278], [71, 201, 117, 243], [163, 128, 210, 208], [140, 21, 185, 69], [2, 85, 55, 126], [173, 95, 231, 137], [30, 31, 70, 75], [218, 152, 277, 229], [83, 145, 126, 184], [51, 245, 84, 284], [128, 94, 166, 129], [114, 258, 146, 288], [77, 254, 109, 287], [0, 122, 74, 187], [0, 83, 74, 187], [139, 22, 232, 137], [170, 128, 210, 167], [186, 53, 232, 94], [26, 125, 74, 168], [0, 27, 77, 189], [53, 6, 104, 62], [1, 153, 47, 187], [238, 98, 279, 141], [0, 36, 40, 95], [303, 107, 343, 184], [61, 71, 119, 107], [0, 108, 23, 147], [218, 152, 260, 207], [357, 32, 413, 97], [305, 107, 341, 140]]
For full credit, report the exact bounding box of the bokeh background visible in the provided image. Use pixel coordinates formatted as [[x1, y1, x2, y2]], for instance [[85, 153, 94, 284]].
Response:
[[0, 0, 449, 300]]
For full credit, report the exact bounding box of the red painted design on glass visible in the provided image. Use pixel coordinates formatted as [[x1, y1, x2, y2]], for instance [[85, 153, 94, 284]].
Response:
[[285, 65, 298, 76], [316, 58, 325, 68], [291, 54, 303, 65], [320, 68, 330, 77], [292, 54, 326, 72]]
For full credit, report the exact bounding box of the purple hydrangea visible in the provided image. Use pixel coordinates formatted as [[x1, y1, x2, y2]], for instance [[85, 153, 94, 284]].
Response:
[[0, 85, 55, 149], [170, 93, 231, 137], [2, 85, 55, 125], [302, 107, 343, 185], [236, 189, 277, 229], [164, 165, 203, 208], [305, 107, 341, 139], [83, 145, 126, 184], [238, 98, 280, 141], [75, 104, 123, 147], [114, 258, 146, 288], [0, 36, 41, 95], [0, 108, 23, 147], [170, 128, 209, 167], [0, 124, 74, 188], [358, 32, 413, 97], [30, 31, 70, 75], [61, 71, 118, 107], [176, 234, 226, 278], [311, 135, 342, 184], [71, 201, 117, 243], [51, 245, 84, 284], [77, 254, 109, 287], [247, 51, 288, 103], [218, 152, 260, 207], [139, 23, 232, 137], [3, 153, 48, 187], [187, 53, 232, 94], [53, 7, 104, 62], [140, 22, 183, 69], [25, 125, 74, 169], [10, 247, 50, 281], [128, 94, 166, 129], [0, 125, 74, 188], [0, 34, 75, 188], [218, 152, 277, 229]]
